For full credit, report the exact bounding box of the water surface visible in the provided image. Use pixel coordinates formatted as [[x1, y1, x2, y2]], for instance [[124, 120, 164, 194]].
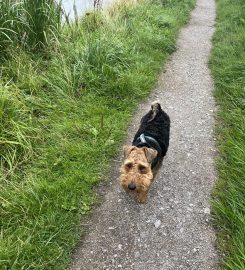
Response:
[[62, 0, 116, 19]]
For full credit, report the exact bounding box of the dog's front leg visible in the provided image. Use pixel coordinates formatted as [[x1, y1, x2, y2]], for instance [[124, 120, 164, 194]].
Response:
[[137, 190, 148, 204]]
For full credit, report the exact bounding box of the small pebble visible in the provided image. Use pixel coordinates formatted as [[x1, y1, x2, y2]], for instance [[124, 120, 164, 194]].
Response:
[[204, 207, 210, 214], [154, 220, 161, 228]]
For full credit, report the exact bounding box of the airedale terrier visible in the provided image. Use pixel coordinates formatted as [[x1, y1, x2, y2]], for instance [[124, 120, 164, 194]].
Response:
[[120, 102, 170, 203]]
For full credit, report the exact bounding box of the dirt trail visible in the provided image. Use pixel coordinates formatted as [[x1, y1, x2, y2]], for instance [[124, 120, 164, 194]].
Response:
[[70, 0, 218, 269]]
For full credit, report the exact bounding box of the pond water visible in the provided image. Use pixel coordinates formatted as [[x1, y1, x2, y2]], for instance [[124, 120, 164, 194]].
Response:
[[62, 0, 116, 19]]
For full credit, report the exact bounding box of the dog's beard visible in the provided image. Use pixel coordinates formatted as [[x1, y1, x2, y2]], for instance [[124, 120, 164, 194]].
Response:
[[127, 189, 138, 198]]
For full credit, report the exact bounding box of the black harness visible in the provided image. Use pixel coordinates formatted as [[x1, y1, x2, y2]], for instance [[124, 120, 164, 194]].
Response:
[[133, 134, 162, 168]]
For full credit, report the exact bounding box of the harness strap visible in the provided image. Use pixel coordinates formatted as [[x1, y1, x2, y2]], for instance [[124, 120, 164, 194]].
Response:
[[133, 133, 162, 168]]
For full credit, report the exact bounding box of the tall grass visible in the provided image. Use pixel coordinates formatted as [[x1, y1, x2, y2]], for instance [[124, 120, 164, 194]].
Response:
[[0, 0, 195, 268], [0, 81, 36, 179], [210, 0, 245, 269], [0, 0, 21, 54], [0, 0, 62, 57], [22, 0, 62, 49]]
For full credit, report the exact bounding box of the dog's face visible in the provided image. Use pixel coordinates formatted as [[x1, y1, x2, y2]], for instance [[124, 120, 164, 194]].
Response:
[[120, 146, 157, 202]]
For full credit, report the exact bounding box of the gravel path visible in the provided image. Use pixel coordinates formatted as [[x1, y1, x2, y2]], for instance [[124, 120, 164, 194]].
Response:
[[70, 0, 218, 269]]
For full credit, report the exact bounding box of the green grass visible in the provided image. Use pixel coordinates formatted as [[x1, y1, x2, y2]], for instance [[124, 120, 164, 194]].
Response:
[[210, 0, 245, 269], [0, 0, 195, 269], [0, 0, 62, 56]]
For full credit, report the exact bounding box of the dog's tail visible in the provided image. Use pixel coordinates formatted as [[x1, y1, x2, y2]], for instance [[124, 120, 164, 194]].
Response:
[[148, 101, 161, 122]]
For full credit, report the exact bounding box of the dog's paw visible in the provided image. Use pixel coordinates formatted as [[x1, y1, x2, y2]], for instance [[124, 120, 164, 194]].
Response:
[[137, 198, 147, 204], [137, 193, 148, 204]]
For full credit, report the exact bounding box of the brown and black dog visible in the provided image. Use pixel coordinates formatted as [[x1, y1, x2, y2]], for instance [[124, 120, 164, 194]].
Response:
[[120, 102, 170, 203]]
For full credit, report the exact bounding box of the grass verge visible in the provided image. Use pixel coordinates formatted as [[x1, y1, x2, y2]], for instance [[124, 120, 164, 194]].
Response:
[[210, 0, 245, 269], [0, 0, 195, 269]]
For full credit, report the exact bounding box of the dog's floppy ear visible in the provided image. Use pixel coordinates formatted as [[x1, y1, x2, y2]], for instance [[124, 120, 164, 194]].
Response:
[[123, 145, 136, 158], [143, 147, 158, 163]]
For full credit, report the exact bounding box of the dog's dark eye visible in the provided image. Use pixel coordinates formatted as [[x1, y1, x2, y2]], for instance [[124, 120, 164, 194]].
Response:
[[125, 162, 133, 170], [138, 164, 147, 174]]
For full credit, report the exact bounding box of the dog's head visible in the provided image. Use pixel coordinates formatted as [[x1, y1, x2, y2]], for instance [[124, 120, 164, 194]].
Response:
[[120, 145, 157, 197]]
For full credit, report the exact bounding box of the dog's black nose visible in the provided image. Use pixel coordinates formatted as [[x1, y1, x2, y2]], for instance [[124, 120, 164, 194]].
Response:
[[128, 183, 136, 190]]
